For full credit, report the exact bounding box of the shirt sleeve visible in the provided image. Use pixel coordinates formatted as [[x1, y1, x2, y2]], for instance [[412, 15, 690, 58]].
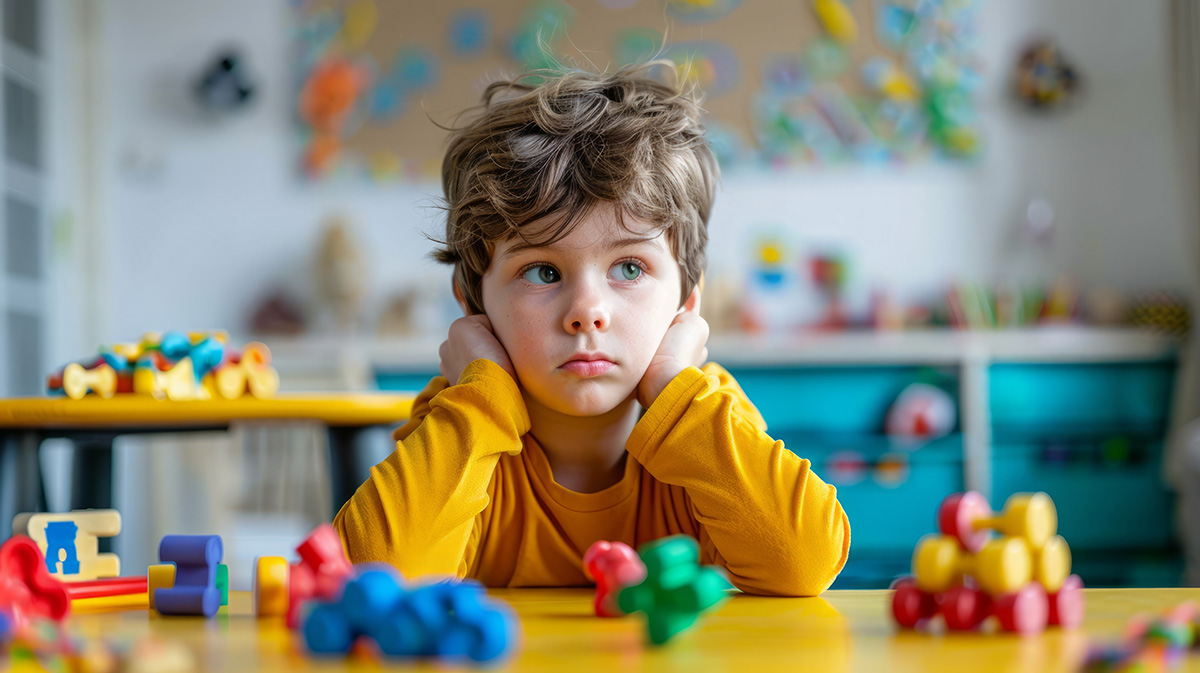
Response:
[[626, 363, 851, 596], [333, 359, 530, 579]]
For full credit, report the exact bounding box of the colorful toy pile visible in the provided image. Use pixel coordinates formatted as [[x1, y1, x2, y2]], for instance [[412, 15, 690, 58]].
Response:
[[46, 331, 280, 401], [891, 490, 1085, 634]]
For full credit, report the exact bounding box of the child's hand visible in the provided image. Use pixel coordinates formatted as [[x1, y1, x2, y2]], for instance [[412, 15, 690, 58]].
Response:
[[439, 315, 517, 385], [637, 288, 709, 408]]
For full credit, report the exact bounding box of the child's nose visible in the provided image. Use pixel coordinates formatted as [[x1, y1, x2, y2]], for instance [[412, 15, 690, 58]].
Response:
[[563, 283, 610, 334]]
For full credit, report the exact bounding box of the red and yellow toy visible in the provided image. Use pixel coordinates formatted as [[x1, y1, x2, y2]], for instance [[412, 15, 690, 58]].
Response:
[[891, 491, 1085, 634]]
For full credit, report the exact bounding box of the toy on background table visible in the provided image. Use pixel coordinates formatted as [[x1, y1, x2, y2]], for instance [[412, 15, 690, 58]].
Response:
[[0, 536, 71, 630], [617, 535, 731, 646], [153, 535, 223, 618], [582, 540, 647, 618], [1081, 601, 1198, 672], [46, 331, 280, 401], [11, 509, 121, 582], [303, 567, 517, 663], [891, 490, 1085, 634]]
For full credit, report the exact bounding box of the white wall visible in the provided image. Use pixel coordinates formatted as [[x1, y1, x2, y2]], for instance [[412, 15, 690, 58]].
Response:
[[45, 0, 1196, 361]]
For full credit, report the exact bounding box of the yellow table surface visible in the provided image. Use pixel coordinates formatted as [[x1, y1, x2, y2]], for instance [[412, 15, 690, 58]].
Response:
[[63, 587, 1200, 672], [0, 394, 415, 429]]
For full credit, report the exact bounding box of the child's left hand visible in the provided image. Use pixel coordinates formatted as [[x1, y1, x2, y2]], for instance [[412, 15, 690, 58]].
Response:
[[637, 287, 709, 408]]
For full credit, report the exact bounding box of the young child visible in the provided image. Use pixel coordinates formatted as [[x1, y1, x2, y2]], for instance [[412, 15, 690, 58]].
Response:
[[333, 62, 850, 596]]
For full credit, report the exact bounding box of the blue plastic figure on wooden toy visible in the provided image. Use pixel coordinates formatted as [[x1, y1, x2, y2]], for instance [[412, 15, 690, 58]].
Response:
[[617, 535, 731, 645], [154, 535, 223, 617], [42, 522, 80, 575]]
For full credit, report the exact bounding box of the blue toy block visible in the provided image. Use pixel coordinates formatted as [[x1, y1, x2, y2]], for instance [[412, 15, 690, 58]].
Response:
[[158, 332, 191, 360], [43, 521, 80, 575], [302, 568, 515, 664], [189, 338, 225, 381], [304, 603, 355, 654], [154, 535, 223, 617], [98, 347, 132, 372], [341, 567, 405, 632], [0, 610, 12, 644]]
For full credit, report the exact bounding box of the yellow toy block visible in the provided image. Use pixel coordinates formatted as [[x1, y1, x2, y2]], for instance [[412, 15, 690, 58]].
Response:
[[148, 563, 176, 611], [11, 509, 122, 582]]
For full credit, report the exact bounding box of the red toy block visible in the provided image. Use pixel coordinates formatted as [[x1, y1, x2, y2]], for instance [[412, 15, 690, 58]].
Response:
[[285, 524, 353, 629], [583, 540, 647, 618], [0, 536, 70, 627]]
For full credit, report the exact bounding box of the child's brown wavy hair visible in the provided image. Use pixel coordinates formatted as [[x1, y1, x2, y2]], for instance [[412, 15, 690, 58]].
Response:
[[433, 61, 719, 315]]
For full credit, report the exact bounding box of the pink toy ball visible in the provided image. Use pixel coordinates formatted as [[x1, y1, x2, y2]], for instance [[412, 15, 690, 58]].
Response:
[[886, 383, 956, 440]]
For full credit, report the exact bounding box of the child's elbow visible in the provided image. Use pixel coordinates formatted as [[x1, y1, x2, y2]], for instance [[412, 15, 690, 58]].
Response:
[[773, 513, 852, 597]]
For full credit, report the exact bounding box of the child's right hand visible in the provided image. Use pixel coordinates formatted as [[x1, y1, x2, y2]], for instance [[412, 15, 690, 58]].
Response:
[[439, 315, 517, 385]]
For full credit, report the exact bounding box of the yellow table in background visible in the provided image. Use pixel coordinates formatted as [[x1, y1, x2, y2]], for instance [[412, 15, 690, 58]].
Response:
[[0, 394, 414, 530], [66, 587, 1200, 672]]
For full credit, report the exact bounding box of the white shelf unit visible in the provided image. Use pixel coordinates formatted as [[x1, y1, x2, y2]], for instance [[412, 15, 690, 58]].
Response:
[[265, 326, 1186, 502]]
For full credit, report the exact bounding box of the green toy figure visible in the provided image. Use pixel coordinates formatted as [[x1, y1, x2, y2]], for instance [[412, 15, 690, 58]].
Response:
[[617, 535, 732, 645]]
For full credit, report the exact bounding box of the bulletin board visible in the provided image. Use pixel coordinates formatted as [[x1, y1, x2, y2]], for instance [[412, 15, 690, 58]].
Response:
[[292, 0, 981, 182]]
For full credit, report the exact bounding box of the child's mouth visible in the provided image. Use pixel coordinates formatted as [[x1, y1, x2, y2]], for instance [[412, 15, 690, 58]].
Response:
[[560, 360, 616, 377]]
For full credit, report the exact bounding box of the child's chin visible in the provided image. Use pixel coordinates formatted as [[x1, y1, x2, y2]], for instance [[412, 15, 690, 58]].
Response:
[[533, 385, 634, 417]]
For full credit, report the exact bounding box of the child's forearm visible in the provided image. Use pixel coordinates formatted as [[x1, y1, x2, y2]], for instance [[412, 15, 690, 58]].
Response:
[[333, 359, 529, 578], [627, 366, 850, 596]]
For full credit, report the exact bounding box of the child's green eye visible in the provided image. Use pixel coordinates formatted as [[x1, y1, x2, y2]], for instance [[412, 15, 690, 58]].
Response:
[[614, 262, 642, 281], [522, 264, 560, 284]]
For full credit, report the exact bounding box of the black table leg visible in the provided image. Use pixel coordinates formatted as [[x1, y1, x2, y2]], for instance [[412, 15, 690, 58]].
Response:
[[70, 434, 115, 553], [0, 430, 47, 539], [328, 426, 363, 522]]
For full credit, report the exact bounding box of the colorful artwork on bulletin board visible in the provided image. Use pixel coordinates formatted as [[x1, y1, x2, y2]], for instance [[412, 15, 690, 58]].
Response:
[[291, 0, 982, 183]]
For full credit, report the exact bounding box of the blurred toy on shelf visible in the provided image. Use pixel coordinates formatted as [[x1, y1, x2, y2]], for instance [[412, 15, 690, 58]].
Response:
[[886, 383, 956, 440], [249, 289, 308, 336], [891, 490, 1085, 635], [809, 251, 849, 330], [315, 216, 369, 333], [1128, 290, 1190, 336], [45, 331, 280, 400]]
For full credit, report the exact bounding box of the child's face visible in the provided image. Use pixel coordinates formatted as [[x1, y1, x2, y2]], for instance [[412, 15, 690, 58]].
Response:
[[480, 204, 683, 416]]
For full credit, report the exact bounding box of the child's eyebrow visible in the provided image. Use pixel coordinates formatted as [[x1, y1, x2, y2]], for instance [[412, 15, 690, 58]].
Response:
[[498, 236, 658, 261]]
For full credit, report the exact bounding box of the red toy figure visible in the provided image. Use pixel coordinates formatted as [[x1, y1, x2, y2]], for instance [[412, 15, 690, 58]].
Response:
[[583, 540, 647, 618], [0, 536, 70, 628]]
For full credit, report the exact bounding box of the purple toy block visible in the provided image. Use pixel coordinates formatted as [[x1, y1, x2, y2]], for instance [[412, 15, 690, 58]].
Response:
[[154, 535, 223, 617]]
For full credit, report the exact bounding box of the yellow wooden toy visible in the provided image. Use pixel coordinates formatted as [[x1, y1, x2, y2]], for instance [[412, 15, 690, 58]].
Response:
[[61, 363, 117, 400], [914, 534, 1031, 596], [11, 509, 122, 582], [214, 343, 280, 399], [253, 556, 289, 617], [133, 357, 208, 401]]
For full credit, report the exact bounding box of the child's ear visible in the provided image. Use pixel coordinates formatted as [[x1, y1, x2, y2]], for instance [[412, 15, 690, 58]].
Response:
[[680, 284, 702, 315], [451, 278, 472, 316]]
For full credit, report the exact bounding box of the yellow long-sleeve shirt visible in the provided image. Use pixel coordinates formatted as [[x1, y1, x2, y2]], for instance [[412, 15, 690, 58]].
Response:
[[334, 358, 850, 596]]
